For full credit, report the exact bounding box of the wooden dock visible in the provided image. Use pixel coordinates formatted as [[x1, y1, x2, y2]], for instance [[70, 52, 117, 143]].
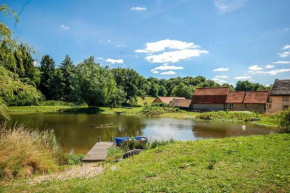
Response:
[[82, 141, 113, 162]]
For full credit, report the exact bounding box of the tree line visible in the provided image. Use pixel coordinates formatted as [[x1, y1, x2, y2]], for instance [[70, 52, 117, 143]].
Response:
[[0, 4, 271, 119]]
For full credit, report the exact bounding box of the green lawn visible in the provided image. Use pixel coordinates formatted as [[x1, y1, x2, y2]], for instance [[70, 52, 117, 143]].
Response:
[[2, 133, 289, 192]]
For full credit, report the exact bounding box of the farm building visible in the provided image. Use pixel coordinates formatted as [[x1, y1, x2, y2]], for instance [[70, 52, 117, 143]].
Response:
[[268, 79, 290, 112], [226, 91, 269, 113], [171, 99, 191, 110], [191, 87, 229, 111], [152, 96, 186, 105]]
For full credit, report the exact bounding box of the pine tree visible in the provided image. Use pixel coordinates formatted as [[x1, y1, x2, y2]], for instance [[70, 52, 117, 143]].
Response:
[[39, 55, 55, 100], [59, 55, 75, 101]]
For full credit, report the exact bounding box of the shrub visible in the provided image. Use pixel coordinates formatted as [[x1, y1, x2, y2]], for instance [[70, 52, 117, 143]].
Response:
[[279, 108, 290, 132], [0, 123, 65, 179], [148, 138, 175, 149]]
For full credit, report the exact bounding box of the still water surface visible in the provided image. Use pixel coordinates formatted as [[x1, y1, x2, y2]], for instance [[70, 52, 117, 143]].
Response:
[[5, 113, 276, 153]]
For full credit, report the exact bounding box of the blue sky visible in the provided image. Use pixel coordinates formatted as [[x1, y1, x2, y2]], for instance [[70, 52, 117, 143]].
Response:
[[3, 0, 290, 85]]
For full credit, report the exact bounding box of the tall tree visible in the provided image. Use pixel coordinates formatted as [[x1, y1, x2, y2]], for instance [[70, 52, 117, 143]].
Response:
[[112, 68, 147, 103], [74, 56, 116, 107], [235, 80, 262, 91], [39, 55, 55, 100], [49, 69, 65, 100], [59, 55, 75, 101], [171, 82, 194, 99], [0, 4, 41, 119]]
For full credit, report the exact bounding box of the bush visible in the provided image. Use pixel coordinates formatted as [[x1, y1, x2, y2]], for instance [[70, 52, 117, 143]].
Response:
[[0, 124, 66, 179], [279, 108, 290, 132], [148, 138, 175, 149], [141, 105, 183, 116], [151, 102, 167, 107]]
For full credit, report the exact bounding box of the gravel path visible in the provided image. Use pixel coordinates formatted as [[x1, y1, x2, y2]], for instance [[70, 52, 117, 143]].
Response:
[[29, 163, 104, 185]]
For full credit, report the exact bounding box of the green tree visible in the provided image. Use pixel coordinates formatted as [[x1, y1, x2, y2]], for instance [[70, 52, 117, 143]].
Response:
[[158, 85, 167, 96], [0, 4, 41, 118], [49, 69, 65, 100], [112, 68, 146, 103], [39, 55, 55, 99], [74, 56, 116, 107], [235, 80, 262, 91], [171, 82, 194, 99], [59, 55, 75, 101], [110, 88, 127, 107]]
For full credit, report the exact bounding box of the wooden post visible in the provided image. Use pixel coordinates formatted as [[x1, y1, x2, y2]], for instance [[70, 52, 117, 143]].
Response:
[[98, 136, 101, 142], [111, 136, 113, 142]]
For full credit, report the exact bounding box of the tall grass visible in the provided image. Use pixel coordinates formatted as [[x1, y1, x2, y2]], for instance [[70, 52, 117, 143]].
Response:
[[0, 123, 66, 179]]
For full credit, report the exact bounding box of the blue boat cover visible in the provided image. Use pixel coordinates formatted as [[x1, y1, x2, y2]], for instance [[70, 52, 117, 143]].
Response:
[[115, 136, 147, 146]]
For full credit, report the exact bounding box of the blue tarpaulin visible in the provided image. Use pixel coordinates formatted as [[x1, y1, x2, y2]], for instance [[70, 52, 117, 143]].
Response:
[[115, 136, 147, 146]]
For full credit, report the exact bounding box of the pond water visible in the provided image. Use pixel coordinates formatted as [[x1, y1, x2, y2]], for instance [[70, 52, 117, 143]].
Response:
[[4, 113, 276, 154]]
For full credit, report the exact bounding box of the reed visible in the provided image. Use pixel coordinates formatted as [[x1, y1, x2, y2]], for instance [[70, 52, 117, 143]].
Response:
[[0, 123, 65, 179]]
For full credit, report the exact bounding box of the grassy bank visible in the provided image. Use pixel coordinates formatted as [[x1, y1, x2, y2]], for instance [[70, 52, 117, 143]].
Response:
[[2, 133, 289, 192]]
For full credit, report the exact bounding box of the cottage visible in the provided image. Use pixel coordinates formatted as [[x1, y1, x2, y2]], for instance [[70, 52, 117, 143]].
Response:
[[268, 79, 290, 112], [152, 96, 186, 105], [171, 99, 191, 110], [226, 91, 269, 113], [191, 87, 229, 111]]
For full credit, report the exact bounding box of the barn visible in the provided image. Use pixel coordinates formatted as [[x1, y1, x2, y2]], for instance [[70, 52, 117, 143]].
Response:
[[191, 87, 229, 111], [171, 99, 191, 110]]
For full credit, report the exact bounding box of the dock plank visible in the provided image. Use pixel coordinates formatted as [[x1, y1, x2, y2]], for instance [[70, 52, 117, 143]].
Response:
[[82, 141, 113, 162]]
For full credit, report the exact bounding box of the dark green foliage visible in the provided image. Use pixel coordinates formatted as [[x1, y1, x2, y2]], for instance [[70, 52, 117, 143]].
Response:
[[49, 69, 65, 100], [73, 56, 116, 107], [67, 154, 84, 165], [158, 85, 167, 96], [171, 82, 194, 99], [59, 55, 75, 101], [279, 108, 290, 132], [39, 55, 55, 100], [112, 68, 147, 103], [235, 80, 266, 91], [110, 87, 127, 107], [142, 105, 183, 116]]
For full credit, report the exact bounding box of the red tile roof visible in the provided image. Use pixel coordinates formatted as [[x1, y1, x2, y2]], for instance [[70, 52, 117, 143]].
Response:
[[171, 99, 191, 108], [153, 97, 186, 104], [192, 87, 229, 104], [243, 91, 269, 104], [193, 87, 229, 95], [225, 91, 245, 103]]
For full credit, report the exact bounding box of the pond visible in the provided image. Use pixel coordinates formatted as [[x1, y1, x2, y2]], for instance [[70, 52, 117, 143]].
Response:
[[4, 113, 276, 154]]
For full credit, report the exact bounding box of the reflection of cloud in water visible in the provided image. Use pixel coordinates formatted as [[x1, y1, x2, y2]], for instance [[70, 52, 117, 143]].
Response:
[[142, 118, 197, 141]]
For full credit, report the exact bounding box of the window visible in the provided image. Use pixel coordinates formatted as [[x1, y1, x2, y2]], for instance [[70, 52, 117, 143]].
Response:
[[228, 103, 233, 108], [283, 105, 289, 110], [268, 104, 272, 109], [283, 96, 289, 101]]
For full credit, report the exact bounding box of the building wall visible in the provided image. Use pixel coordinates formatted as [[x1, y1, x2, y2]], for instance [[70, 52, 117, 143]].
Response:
[[191, 104, 225, 111], [227, 103, 266, 113], [268, 96, 290, 112]]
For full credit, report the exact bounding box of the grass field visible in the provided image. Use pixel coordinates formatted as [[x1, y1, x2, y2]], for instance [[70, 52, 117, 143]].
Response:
[[1, 133, 289, 192]]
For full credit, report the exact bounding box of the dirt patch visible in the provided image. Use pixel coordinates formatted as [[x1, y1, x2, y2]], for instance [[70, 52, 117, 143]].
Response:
[[29, 163, 104, 185]]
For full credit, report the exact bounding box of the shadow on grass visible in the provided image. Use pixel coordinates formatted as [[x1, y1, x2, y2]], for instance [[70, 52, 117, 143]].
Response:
[[59, 107, 104, 114]]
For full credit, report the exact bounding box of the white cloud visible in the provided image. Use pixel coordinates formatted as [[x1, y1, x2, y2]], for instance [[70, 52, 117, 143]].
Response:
[[60, 24, 69, 30], [145, 49, 208, 63], [106, 59, 124, 64], [215, 75, 228, 78], [160, 71, 176, 75], [273, 61, 290, 64], [212, 77, 227, 84], [248, 65, 263, 71], [131, 6, 146, 11], [135, 39, 200, 53], [249, 69, 290, 75], [265, 65, 274, 69], [153, 65, 184, 71], [152, 70, 159, 74], [284, 44, 290, 49], [96, 57, 104, 60], [214, 0, 247, 14], [213, 67, 229, 72], [279, 51, 290, 58], [234, 76, 251, 80]]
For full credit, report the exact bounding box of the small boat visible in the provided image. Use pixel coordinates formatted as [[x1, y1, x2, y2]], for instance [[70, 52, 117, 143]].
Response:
[[115, 136, 147, 146]]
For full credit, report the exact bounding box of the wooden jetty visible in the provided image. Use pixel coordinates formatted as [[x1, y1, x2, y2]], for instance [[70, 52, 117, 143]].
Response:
[[82, 137, 114, 162]]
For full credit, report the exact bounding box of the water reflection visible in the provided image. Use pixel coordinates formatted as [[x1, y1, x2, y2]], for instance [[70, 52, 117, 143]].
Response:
[[3, 113, 276, 153]]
